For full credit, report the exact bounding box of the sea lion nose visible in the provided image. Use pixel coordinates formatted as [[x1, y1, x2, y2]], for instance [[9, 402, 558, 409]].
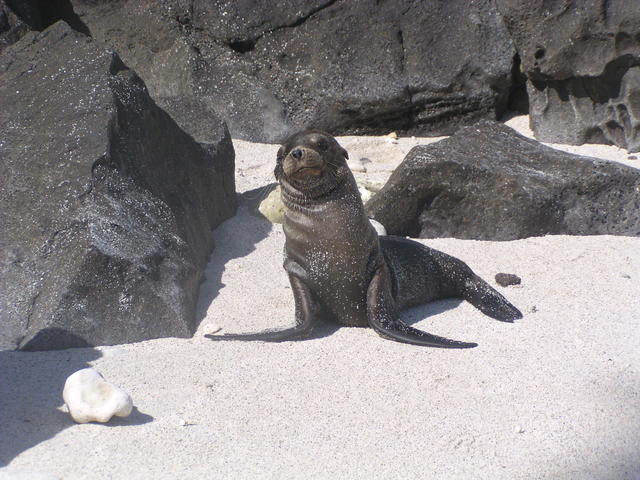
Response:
[[291, 148, 303, 160]]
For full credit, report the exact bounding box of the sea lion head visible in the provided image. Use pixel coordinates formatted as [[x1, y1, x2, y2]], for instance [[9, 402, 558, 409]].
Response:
[[275, 129, 349, 197]]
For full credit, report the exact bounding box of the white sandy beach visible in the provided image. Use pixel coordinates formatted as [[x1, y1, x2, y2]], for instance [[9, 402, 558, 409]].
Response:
[[1, 116, 639, 480]]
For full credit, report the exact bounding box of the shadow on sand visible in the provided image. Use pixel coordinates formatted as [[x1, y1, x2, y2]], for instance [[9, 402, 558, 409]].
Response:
[[0, 333, 153, 465], [195, 196, 274, 326], [402, 298, 464, 326]]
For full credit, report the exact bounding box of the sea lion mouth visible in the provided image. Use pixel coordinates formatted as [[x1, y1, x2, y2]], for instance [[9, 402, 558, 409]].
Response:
[[293, 165, 323, 177]]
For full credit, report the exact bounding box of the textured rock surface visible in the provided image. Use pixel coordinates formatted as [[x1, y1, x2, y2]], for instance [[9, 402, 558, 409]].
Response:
[[497, 0, 640, 152], [69, 0, 515, 142], [0, 22, 236, 351], [0, 0, 30, 51], [526, 63, 640, 152], [366, 121, 640, 240], [0, 0, 90, 52]]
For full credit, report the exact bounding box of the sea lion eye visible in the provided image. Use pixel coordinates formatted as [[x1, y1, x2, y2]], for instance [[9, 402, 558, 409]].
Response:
[[316, 139, 329, 151]]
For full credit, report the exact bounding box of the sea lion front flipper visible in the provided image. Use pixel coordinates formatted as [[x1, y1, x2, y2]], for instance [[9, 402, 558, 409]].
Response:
[[206, 274, 319, 342], [366, 265, 477, 349]]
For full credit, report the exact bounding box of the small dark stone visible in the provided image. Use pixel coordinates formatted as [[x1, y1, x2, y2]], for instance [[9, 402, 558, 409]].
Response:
[[628, 156, 638, 160], [495, 273, 522, 287]]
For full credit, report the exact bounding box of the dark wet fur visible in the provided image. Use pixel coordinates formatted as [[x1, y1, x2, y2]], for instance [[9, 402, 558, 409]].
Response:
[[208, 130, 522, 348]]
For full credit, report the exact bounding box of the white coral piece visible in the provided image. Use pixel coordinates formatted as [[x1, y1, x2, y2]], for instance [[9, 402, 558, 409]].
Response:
[[369, 218, 387, 236], [62, 368, 133, 423], [358, 186, 373, 203]]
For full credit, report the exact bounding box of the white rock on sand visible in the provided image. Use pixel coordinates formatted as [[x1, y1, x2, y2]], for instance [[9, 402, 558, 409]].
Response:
[[1, 116, 639, 480], [62, 368, 133, 424]]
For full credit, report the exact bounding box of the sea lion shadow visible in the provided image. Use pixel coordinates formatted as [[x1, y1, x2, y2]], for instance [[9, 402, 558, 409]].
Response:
[[241, 182, 279, 221], [400, 298, 464, 326], [314, 300, 465, 340], [305, 322, 343, 341], [0, 341, 102, 465]]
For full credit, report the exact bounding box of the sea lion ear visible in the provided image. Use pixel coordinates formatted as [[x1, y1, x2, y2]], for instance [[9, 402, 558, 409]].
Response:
[[277, 145, 285, 162], [340, 147, 349, 160]]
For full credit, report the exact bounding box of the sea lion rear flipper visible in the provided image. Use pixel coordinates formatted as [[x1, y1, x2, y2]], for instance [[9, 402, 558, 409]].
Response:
[[461, 275, 523, 322], [366, 265, 477, 349], [206, 274, 319, 342], [426, 248, 523, 322]]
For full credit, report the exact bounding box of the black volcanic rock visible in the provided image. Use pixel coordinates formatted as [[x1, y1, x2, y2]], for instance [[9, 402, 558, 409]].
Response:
[[496, 0, 640, 152], [0, 0, 89, 51], [366, 121, 640, 240], [69, 0, 516, 142], [0, 22, 236, 350], [0, 0, 30, 51]]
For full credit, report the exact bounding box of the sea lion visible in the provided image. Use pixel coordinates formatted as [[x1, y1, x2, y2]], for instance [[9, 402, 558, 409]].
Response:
[[207, 130, 522, 347]]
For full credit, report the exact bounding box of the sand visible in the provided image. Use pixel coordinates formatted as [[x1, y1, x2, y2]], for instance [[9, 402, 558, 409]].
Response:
[[1, 116, 639, 480]]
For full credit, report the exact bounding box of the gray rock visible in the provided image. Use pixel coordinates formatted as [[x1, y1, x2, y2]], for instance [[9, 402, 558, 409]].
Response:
[[496, 0, 640, 80], [366, 121, 640, 240], [1, 0, 89, 45], [496, 0, 640, 152], [0, 22, 236, 351], [0, 0, 30, 51], [69, 0, 515, 142], [526, 64, 640, 152]]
